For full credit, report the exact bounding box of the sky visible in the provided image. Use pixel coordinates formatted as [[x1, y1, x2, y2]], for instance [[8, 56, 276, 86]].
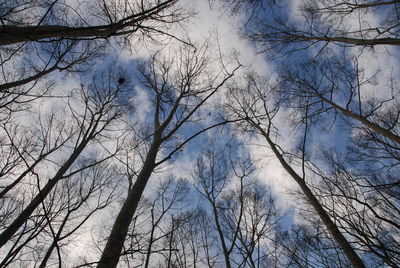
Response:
[[1, 0, 399, 267], [54, 0, 299, 262]]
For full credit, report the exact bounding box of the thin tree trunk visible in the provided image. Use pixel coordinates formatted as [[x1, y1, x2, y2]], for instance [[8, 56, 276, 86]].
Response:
[[211, 204, 232, 268], [144, 210, 156, 268], [298, 35, 400, 46], [256, 125, 367, 268], [167, 218, 174, 268]]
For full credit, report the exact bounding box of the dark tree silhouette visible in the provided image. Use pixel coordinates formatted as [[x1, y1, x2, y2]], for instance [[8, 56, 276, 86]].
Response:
[[97, 44, 240, 268]]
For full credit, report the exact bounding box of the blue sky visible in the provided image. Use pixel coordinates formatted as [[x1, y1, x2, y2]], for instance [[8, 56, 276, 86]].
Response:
[[1, 0, 399, 267]]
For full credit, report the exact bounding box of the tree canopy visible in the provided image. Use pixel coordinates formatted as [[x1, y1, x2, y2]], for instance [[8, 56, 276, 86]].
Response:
[[0, 0, 398, 267]]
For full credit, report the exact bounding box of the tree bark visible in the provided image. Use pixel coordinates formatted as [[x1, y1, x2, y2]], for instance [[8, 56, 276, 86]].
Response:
[[0, 25, 122, 46], [144, 210, 156, 268], [97, 135, 162, 268], [0, 0, 176, 46]]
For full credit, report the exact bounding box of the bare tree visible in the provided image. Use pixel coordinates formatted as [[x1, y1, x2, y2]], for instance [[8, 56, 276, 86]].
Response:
[[162, 210, 209, 268], [0, 68, 128, 249], [161, 207, 220, 268], [193, 140, 280, 268], [0, 109, 73, 200], [278, 55, 400, 145], [0, 0, 188, 122], [0, 161, 118, 268], [224, 72, 367, 268], [97, 44, 240, 268], [0, 0, 184, 46], [269, 38, 399, 266], [224, 182, 278, 268], [0, 39, 96, 95], [4, 1, 398, 266], [277, 222, 352, 268], [193, 142, 234, 268], [307, 149, 400, 267], [128, 177, 190, 268], [39, 162, 117, 268]]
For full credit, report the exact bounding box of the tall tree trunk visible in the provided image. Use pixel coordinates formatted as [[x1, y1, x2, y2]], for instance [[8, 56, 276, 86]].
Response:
[[0, 25, 122, 46], [297, 35, 400, 46], [97, 136, 161, 268], [255, 125, 367, 268], [0, 0, 175, 46]]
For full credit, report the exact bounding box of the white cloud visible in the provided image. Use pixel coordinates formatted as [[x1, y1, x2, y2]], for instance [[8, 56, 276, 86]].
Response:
[[132, 85, 152, 124], [245, 136, 300, 211]]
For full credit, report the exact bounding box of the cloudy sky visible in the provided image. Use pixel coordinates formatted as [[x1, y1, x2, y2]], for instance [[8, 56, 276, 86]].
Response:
[[1, 0, 399, 267], [40, 0, 400, 254]]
